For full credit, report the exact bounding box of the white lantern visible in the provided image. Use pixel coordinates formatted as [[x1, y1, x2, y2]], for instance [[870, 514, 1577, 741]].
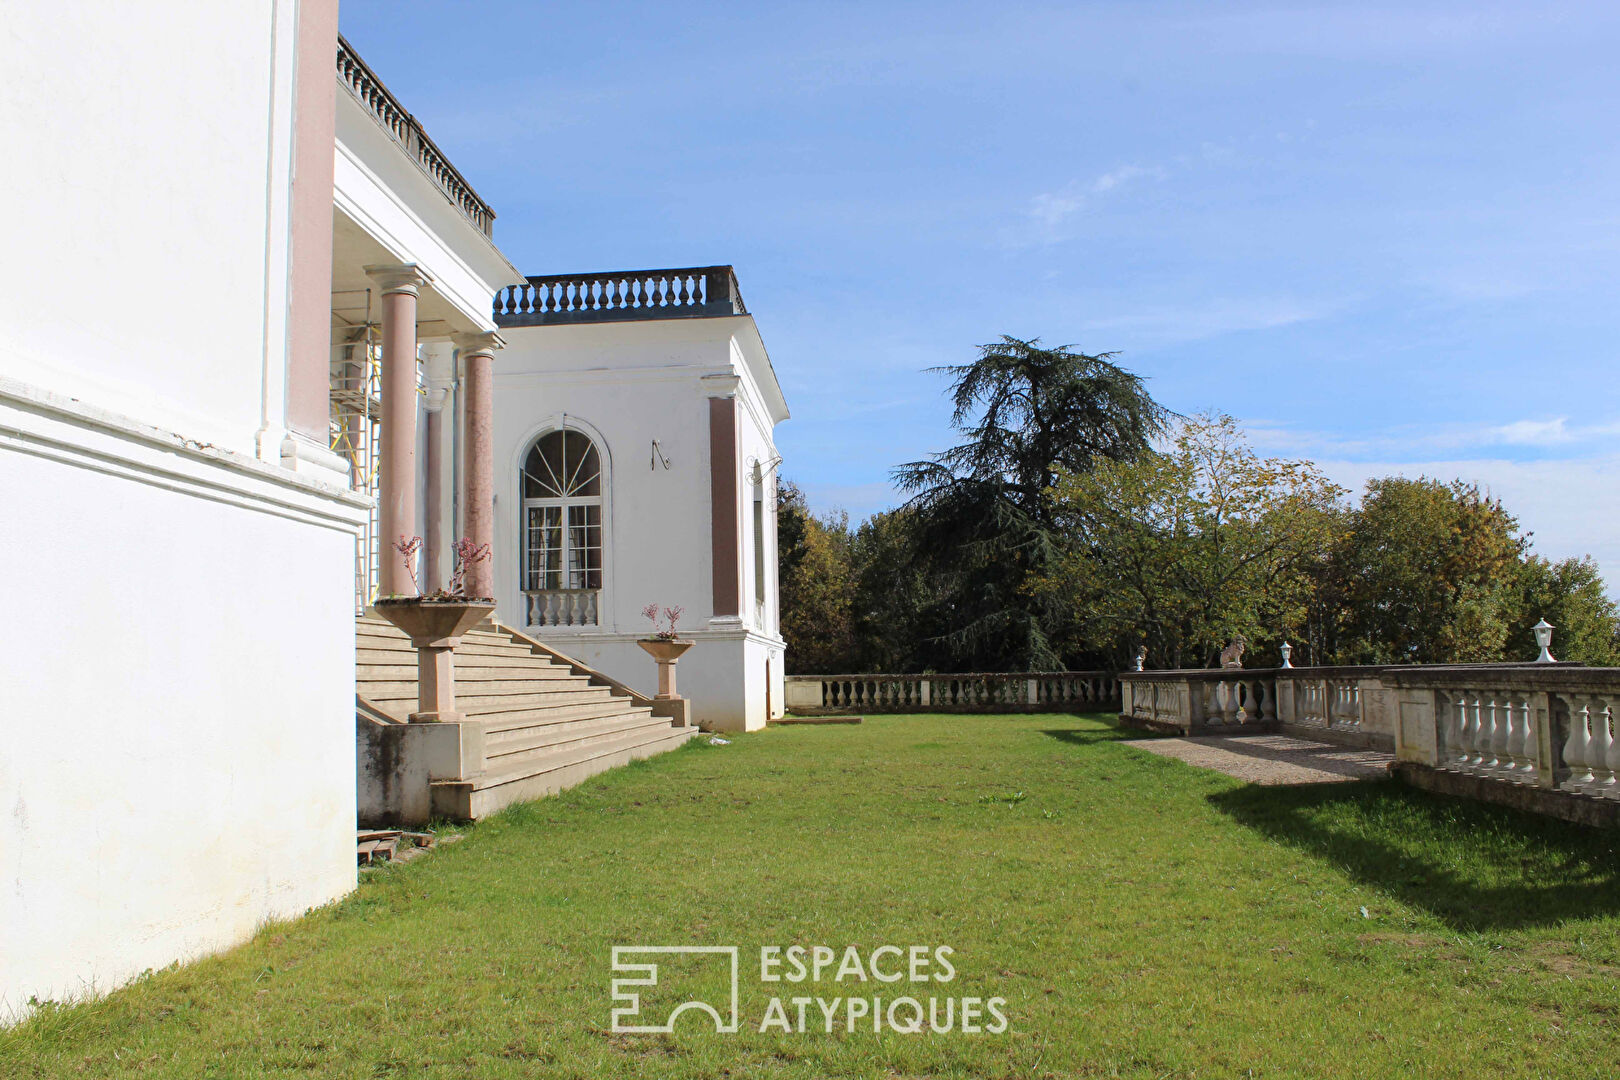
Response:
[[1279, 641, 1294, 669], [1533, 619, 1555, 663]]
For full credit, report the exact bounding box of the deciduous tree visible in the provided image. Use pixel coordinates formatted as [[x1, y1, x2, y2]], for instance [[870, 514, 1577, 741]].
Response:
[[1043, 414, 1345, 669]]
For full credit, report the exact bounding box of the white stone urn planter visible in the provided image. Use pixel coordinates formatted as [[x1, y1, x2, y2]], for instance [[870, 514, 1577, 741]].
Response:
[[637, 638, 694, 701]]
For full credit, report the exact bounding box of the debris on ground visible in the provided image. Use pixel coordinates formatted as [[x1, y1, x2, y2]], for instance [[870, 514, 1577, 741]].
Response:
[[357, 830, 455, 866]]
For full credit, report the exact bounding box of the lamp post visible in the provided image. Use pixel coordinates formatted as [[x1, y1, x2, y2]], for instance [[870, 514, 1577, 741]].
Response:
[[1279, 642, 1294, 669], [1533, 619, 1556, 663]]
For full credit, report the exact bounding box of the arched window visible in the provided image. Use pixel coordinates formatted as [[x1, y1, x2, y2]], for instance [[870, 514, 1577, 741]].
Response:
[[522, 429, 603, 626]]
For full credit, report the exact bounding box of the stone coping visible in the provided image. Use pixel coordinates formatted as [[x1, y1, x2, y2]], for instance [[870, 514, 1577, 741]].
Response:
[[1380, 665, 1620, 690], [1121, 662, 1595, 682], [788, 671, 1114, 680]]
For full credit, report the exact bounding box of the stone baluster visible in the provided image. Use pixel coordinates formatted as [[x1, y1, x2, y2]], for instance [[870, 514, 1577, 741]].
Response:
[[1602, 700, 1620, 800], [1591, 697, 1617, 797], [1445, 691, 1471, 770], [1509, 695, 1536, 780], [1479, 694, 1503, 772], [1561, 696, 1595, 791], [1502, 695, 1526, 779], [1464, 691, 1484, 769]]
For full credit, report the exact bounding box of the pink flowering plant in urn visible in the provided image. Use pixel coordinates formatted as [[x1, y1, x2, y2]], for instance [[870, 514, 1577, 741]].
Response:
[[373, 536, 496, 723], [640, 603, 685, 641], [637, 603, 693, 701]]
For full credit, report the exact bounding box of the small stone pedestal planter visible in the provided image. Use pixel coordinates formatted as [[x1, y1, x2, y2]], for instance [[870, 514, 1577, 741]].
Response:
[[374, 597, 495, 722], [638, 638, 695, 726]]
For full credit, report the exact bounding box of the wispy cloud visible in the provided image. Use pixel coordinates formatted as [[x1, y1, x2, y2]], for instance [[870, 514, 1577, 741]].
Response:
[[1491, 417, 1620, 447], [1079, 296, 1343, 347], [1013, 163, 1168, 245], [1245, 415, 1620, 458]]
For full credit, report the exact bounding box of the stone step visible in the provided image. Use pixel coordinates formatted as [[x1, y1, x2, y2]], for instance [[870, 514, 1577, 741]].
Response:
[[353, 634, 550, 660], [452, 642, 553, 659], [431, 725, 698, 820], [460, 690, 625, 717], [356, 662, 420, 681], [480, 700, 655, 735], [359, 675, 587, 699], [447, 653, 568, 671], [482, 701, 657, 739], [461, 688, 623, 711], [451, 666, 580, 683], [483, 711, 676, 767], [363, 689, 620, 715]]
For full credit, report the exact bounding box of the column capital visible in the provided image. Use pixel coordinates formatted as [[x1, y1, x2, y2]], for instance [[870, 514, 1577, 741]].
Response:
[[364, 263, 434, 296], [701, 371, 741, 397], [454, 330, 505, 359]]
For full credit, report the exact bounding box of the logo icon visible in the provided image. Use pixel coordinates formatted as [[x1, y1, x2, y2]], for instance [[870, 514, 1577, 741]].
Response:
[[610, 946, 740, 1033]]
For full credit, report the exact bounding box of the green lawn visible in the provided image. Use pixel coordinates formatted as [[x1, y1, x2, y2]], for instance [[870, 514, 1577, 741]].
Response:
[[5, 714, 1620, 1078]]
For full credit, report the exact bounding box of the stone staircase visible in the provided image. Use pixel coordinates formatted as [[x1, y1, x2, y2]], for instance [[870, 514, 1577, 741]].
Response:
[[356, 612, 696, 821]]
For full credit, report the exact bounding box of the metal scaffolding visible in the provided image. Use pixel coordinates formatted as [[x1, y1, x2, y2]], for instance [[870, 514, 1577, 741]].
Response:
[[330, 290, 381, 610]]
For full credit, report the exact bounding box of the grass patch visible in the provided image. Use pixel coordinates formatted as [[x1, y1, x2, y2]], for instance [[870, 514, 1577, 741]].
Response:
[[3, 713, 1618, 1078]]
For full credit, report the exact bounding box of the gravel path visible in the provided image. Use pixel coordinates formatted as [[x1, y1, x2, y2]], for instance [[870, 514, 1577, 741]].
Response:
[[1125, 734, 1394, 785]]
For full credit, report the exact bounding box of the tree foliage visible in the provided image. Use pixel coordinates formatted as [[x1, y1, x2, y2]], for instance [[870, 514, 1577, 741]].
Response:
[[1041, 414, 1345, 669], [1313, 478, 1528, 664], [1512, 556, 1620, 666], [776, 481, 856, 674], [776, 338, 1620, 675], [892, 336, 1171, 670]]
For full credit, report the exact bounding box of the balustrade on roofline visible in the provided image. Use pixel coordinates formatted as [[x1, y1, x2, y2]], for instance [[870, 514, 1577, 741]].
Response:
[[335, 36, 495, 236], [784, 672, 1119, 714], [495, 266, 747, 327]]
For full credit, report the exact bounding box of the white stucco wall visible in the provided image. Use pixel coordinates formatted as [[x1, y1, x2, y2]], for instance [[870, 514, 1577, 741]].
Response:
[[0, 2, 295, 459], [483, 315, 788, 730], [0, 2, 370, 1016], [0, 387, 368, 1017]]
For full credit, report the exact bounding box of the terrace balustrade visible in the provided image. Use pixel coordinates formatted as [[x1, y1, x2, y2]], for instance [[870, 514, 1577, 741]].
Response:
[[784, 672, 1119, 714], [1120, 663, 1620, 806]]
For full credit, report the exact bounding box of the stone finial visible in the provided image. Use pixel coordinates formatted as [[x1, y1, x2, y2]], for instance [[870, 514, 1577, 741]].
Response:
[[1219, 635, 1246, 669], [1134, 646, 1147, 672], [1279, 641, 1293, 669]]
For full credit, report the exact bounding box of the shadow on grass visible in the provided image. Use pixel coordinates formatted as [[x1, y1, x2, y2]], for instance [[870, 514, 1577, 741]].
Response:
[[1209, 780, 1620, 931], [1042, 719, 1169, 747]]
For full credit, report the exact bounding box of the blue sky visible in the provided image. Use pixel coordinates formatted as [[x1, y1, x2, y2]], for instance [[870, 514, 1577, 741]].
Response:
[[344, 1, 1620, 589]]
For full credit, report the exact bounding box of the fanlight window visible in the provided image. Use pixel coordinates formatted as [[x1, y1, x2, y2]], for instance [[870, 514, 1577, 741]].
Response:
[[522, 430, 603, 603], [524, 429, 601, 500]]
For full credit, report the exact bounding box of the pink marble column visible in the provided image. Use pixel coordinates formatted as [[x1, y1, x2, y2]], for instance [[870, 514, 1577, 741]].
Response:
[[456, 332, 503, 600], [366, 265, 431, 597], [422, 406, 444, 592]]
